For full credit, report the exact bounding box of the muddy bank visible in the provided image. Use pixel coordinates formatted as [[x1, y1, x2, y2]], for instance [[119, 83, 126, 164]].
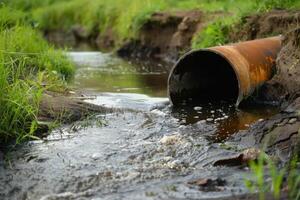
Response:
[[44, 10, 204, 64], [117, 11, 203, 63], [230, 10, 300, 42], [229, 27, 300, 161], [36, 91, 111, 136], [258, 28, 300, 105]]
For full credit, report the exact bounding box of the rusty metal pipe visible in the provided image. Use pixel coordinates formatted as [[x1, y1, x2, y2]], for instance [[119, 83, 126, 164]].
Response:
[[168, 36, 283, 107]]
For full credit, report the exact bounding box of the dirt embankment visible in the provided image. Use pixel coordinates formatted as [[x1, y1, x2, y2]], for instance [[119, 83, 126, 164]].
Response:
[[230, 10, 300, 159], [117, 11, 203, 63], [44, 25, 116, 51], [45, 10, 204, 63], [230, 10, 300, 105], [229, 10, 300, 42]]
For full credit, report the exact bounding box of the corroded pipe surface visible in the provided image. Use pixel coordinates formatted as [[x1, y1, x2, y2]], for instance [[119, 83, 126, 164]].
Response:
[[168, 36, 283, 106]]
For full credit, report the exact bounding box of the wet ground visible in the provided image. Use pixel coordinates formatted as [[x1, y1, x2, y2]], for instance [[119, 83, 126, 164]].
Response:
[[0, 52, 279, 200]]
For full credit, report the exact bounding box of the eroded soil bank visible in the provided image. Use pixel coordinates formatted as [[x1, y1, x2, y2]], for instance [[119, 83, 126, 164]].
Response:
[[117, 11, 203, 63]]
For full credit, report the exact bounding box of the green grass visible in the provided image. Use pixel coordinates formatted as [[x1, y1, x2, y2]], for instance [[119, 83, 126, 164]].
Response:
[[0, 5, 75, 144], [245, 153, 300, 200]]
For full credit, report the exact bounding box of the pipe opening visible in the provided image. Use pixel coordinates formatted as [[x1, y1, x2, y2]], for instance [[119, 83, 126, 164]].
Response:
[[168, 50, 239, 106]]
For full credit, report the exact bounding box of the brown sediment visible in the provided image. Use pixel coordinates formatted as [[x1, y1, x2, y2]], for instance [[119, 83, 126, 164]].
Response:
[[258, 28, 300, 105], [229, 10, 300, 42], [37, 91, 110, 135], [117, 10, 204, 63]]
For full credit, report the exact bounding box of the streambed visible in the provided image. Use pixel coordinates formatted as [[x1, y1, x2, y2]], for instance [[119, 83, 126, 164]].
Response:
[[0, 52, 278, 199]]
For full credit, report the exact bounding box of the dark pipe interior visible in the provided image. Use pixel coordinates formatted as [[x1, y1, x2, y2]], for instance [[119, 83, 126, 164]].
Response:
[[169, 50, 239, 106]]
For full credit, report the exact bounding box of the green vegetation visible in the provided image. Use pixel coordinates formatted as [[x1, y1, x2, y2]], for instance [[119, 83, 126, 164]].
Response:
[[4, 0, 300, 48], [0, 4, 74, 144], [192, 0, 300, 49], [245, 153, 300, 200]]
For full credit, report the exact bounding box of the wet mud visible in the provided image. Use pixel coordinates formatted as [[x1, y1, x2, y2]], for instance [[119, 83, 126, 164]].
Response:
[[117, 11, 203, 63], [229, 10, 300, 42]]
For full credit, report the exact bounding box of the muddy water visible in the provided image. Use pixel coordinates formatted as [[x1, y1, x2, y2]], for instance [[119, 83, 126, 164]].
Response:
[[0, 52, 278, 200]]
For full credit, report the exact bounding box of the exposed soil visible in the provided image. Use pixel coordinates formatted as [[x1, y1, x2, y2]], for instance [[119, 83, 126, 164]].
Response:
[[117, 10, 203, 63], [37, 91, 111, 135], [229, 27, 300, 161], [229, 9, 300, 42], [258, 28, 300, 105]]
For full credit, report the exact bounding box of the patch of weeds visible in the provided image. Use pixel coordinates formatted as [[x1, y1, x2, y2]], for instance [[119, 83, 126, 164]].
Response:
[[191, 18, 234, 49], [287, 157, 300, 200], [0, 5, 26, 30], [166, 185, 178, 192], [245, 153, 300, 200], [253, 0, 300, 12], [145, 191, 156, 197]]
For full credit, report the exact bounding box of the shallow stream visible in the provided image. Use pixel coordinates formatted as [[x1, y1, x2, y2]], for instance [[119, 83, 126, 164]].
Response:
[[0, 52, 278, 199]]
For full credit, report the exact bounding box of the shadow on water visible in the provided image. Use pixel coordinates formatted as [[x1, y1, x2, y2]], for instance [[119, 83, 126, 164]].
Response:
[[171, 102, 278, 142]]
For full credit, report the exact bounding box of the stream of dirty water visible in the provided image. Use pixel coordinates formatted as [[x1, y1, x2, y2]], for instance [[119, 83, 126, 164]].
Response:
[[0, 52, 278, 200]]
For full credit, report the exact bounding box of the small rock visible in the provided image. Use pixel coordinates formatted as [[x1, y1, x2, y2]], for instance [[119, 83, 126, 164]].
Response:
[[213, 148, 261, 166], [188, 178, 226, 192], [211, 111, 215, 114], [288, 118, 297, 124], [242, 148, 261, 163]]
